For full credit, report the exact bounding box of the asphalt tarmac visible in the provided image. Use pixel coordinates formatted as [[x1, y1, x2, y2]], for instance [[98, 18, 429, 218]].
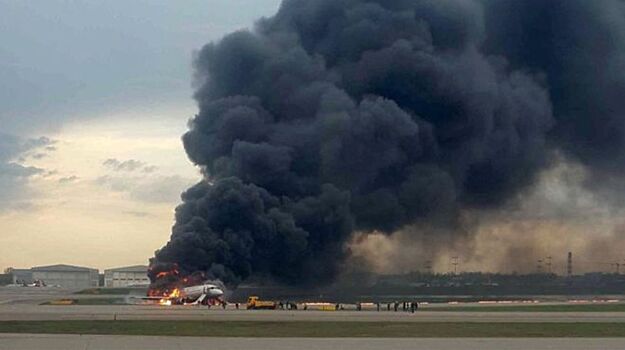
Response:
[[0, 286, 76, 305], [3, 303, 625, 322], [2, 287, 625, 323], [1, 334, 624, 350], [2, 288, 625, 349]]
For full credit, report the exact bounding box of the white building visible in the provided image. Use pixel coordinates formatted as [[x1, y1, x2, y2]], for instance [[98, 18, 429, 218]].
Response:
[[104, 265, 150, 287], [8, 268, 33, 285], [31, 264, 99, 289]]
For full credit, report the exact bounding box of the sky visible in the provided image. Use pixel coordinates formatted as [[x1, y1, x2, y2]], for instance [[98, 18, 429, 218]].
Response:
[[0, 0, 282, 271]]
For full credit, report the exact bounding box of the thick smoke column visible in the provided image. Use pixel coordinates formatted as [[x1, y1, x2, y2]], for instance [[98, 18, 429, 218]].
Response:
[[482, 0, 625, 191], [151, 0, 625, 286]]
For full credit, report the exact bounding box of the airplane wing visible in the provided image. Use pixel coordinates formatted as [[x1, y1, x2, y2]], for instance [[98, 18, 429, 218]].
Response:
[[135, 296, 171, 301]]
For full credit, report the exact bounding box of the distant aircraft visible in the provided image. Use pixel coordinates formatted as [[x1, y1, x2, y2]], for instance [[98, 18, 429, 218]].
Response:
[[144, 283, 225, 306], [24, 280, 46, 288]]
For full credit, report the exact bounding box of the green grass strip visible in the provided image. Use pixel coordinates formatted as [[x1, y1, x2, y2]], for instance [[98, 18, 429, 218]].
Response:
[[1, 321, 625, 337]]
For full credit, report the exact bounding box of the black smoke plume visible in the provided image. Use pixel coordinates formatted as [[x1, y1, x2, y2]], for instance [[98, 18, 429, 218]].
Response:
[[150, 0, 625, 286]]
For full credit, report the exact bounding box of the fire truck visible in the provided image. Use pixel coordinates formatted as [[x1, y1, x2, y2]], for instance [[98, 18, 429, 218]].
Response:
[[246, 296, 278, 310]]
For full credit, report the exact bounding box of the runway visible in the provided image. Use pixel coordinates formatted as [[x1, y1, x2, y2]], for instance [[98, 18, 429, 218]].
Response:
[[2, 287, 625, 323], [3, 304, 625, 323], [1, 334, 623, 350]]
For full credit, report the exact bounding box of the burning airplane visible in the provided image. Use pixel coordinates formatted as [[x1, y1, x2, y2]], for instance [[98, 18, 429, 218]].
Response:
[[146, 264, 225, 306], [146, 284, 224, 306]]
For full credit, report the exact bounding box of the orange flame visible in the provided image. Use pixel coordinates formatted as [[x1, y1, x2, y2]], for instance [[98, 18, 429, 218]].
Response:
[[154, 267, 180, 280], [158, 288, 181, 306]]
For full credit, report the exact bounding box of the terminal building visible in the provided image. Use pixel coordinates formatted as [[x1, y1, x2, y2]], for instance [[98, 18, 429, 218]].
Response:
[[104, 265, 150, 287], [31, 264, 99, 289]]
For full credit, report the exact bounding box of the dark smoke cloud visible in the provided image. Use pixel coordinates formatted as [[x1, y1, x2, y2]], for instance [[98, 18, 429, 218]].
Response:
[[151, 0, 625, 286], [481, 0, 625, 196]]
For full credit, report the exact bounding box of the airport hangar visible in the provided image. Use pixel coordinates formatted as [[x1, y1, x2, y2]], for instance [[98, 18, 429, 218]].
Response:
[[6, 264, 149, 289], [103, 265, 149, 287], [31, 265, 99, 289]]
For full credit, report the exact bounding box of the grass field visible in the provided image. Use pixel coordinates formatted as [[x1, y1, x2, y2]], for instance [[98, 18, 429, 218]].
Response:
[[1, 321, 625, 337], [426, 304, 625, 312]]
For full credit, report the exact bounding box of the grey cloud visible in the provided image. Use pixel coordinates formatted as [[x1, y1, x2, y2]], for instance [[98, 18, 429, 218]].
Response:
[[123, 210, 153, 218], [30, 153, 47, 160], [43, 170, 59, 178], [0, 163, 44, 178], [103, 158, 146, 172], [58, 176, 79, 184], [103, 158, 159, 174], [0, 134, 56, 163], [0, 133, 23, 162], [131, 176, 195, 203], [23, 136, 56, 150], [142, 165, 158, 174], [0, 133, 49, 212], [0, 174, 37, 212], [96, 174, 194, 204]]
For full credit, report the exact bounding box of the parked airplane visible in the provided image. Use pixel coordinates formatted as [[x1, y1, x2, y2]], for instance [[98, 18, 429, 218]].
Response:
[[24, 280, 46, 287]]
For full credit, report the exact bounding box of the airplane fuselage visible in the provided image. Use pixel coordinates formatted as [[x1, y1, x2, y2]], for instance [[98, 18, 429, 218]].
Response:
[[180, 284, 224, 300]]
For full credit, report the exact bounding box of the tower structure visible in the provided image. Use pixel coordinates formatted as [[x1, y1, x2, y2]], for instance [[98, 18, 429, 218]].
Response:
[[567, 252, 573, 277]]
